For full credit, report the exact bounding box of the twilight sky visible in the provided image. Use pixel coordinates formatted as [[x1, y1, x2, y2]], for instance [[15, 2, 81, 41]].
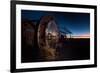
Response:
[[21, 10, 90, 37]]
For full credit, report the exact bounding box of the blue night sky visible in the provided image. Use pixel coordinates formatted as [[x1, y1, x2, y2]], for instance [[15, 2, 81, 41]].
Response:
[[21, 10, 90, 36]]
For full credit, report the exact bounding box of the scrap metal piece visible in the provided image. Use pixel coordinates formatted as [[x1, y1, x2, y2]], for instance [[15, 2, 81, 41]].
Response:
[[37, 15, 60, 60]]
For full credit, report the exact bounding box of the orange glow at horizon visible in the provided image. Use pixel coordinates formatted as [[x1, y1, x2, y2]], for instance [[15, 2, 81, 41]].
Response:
[[72, 33, 90, 38]]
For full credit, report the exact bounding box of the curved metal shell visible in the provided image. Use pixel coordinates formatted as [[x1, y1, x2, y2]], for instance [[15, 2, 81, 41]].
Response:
[[45, 20, 59, 49], [37, 15, 59, 50], [37, 15, 60, 60]]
